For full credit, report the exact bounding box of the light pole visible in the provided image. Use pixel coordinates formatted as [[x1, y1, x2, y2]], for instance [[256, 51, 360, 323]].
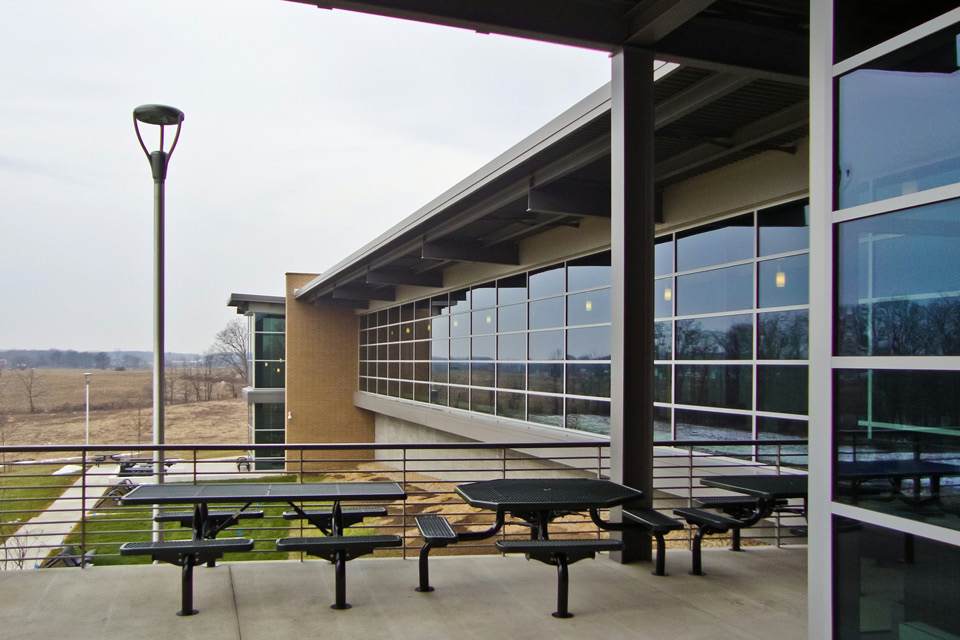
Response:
[[84, 372, 91, 447], [133, 104, 184, 486]]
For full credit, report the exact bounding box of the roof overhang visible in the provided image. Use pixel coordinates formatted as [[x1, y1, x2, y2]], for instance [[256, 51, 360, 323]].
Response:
[[227, 293, 287, 315]]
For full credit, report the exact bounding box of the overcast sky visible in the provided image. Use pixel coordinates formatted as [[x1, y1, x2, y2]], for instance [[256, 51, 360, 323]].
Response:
[[0, 1, 611, 355]]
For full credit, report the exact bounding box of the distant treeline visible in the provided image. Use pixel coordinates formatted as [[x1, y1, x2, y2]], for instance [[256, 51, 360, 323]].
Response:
[[0, 349, 201, 371]]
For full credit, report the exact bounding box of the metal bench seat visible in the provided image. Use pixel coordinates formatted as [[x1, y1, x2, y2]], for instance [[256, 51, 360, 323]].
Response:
[[674, 507, 745, 576], [622, 507, 683, 576], [119, 538, 254, 616], [414, 514, 459, 592], [495, 538, 624, 618], [282, 506, 387, 530]]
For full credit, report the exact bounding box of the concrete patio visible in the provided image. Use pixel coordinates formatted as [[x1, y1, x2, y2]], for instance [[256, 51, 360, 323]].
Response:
[[0, 545, 806, 640]]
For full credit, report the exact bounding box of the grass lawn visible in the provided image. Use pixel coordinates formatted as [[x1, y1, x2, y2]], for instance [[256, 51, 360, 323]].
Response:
[[0, 465, 80, 536]]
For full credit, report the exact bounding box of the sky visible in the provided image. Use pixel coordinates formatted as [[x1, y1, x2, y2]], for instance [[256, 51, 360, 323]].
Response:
[[0, 1, 612, 356]]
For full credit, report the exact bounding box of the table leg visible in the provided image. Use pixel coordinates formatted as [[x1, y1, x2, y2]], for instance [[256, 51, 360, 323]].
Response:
[[332, 550, 351, 610], [552, 553, 572, 619], [178, 557, 199, 616]]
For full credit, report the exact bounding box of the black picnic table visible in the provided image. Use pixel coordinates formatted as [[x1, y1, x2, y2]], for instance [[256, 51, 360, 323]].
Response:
[[836, 459, 960, 505], [698, 474, 808, 525]]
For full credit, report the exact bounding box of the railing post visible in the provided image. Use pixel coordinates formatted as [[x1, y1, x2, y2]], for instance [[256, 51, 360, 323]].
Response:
[[80, 448, 87, 567]]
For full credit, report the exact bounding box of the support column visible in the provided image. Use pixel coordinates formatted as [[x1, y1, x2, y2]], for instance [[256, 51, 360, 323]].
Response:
[[609, 46, 656, 563]]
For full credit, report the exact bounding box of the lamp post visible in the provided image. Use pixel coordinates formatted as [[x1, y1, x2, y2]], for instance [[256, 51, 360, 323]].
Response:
[[133, 104, 184, 486], [83, 372, 91, 447]]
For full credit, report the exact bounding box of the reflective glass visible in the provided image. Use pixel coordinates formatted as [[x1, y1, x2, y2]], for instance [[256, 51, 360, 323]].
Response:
[[255, 313, 285, 332], [567, 252, 611, 291], [654, 406, 672, 440], [497, 363, 525, 390], [472, 363, 494, 387], [471, 281, 496, 309], [401, 324, 415, 342], [834, 518, 960, 638], [472, 335, 495, 361], [675, 409, 752, 443], [415, 298, 430, 318], [655, 237, 674, 276], [676, 314, 752, 360], [566, 398, 610, 435], [431, 316, 449, 340], [676, 213, 753, 271], [567, 326, 611, 360], [401, 381, 414, 400], [757, 365, 808, 415], [472, 309, 496, 335], [529, 297, 565, 329], [400, 303, 414, 322], [415, 319, 431, 340], [568, 289, 611, 326], [757, 417, 808, 467], [528, 394, 563, 427], [450, 338, 469, 360], [498, 274, 527, 305], [529, 364, 563, 393], [255, 361, 285, 388], [677, 264, 753, 316], [675, 365, 752, 410], [654, 278, 673, 319], [566, 363, 610, 398], [838, 25, 960, 209], [833, 1, 958, 62], [654, 322, 672, 360], [759, 255, 808, 308], [837, 200, 960, 356], [450, 314, 469, 337], [759, 199, 809, 256], [415, 384, 430, 403], [450, 386, 470, 410], [431, 294, 451, 316], [497, 333, 526, 361], [529, 330, 564, 360], [414, 341, 429, 360], [388, 307, 399, 324], [471, 388, 495, 414], [450, 289, 470, 314], [758, 310, 809, 360], [430, 384, 448, 406], [400, 362, 413, 380], [414, 362, 429, 382], [254, 430, 284, 445], [430, 340, 448, 360], [449, 362, 469, 385], [498, 303, 527, 332], [255, 334, 285, 361], [497, 391, 525, 420], [654, 365, 672, 403], [254, 403, 285, 429], [529, 265, 565, 299]]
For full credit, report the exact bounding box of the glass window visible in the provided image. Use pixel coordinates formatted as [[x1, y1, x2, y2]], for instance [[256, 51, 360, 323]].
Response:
[[759, 255, 809, 308], [255, 334, 285, 361], [450, 386, 470, 410], [471, 388, 495, 414], [497, 333, 526, 361], [655, 321, 673, 360], [529, 330, 564, 360], [429, 384, 448, 406], [450, 338, 469, 360], [529, 364, 563, 393], [566, 398, 610, 435], [834, 517, 960, 639], [430, 340, 448, 361], [654, 406, 672, 441], [255, 361, 285, 388], [568, 289, 611, 326], [757, 417, 808, 467], [757, 365, 808, 415], [529, 265, 565, 299], [838, 201, 960, 356], [449, 362, 469, 385], [835, 369, 960, 525], [528, 394, 563, 427], [472, 336, 495, 360], [759, 199, 809, 256], [758, 310, 809, 360], [388, 306, 400, 325], [529, 297, 565, 329], [255, 314, 285, 332], [450, 313, 469, 337], [567, 251, 611, 291], [400, 303, 414, 322], [431, 362, 448, 383], [837, 24, 960, 209], [401, 323, 415, 342], [450, 289, 470, 314], [675, 409, 751, 443], [472, 309, 496, 335], [431, 294, 451, 316], [567, 326, 611, 360], [401, 381, 414, 400], [566, 363, 610, 398], [472, 363, 494, 387], [655, 237, 674, 276], [676, 314, 752, 360], [676, 213, 753, 271], [497, 391, 525, 420], [654, 278, 673, 318], [675, 364, 752, 410], [498, 303, 527, 332], [677, 264, 753, 316], [254, 403, 285, 429], [253, 429, 284, 445], [498, 274, 527, 305], [471, 281, 496, 309], [654, 365, 672, 403], [497, 363, 525, 390], [415, 383, 430, 403], [833, 1, 958, 63]]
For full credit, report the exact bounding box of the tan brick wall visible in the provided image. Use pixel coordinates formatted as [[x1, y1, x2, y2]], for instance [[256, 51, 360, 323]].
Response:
[[285, 273, 374, 472]]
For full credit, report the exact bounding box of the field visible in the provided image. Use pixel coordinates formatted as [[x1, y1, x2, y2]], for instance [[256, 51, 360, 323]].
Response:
[[0, 368, 246, 449]]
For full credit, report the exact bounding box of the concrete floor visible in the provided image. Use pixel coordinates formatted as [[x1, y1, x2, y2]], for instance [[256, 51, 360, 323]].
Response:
[[0, 546, 807, 640]]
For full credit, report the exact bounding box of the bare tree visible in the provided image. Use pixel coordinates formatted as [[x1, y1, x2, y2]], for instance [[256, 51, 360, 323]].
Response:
[[14, 368, 46, 414], [213, 318, 249, 388]]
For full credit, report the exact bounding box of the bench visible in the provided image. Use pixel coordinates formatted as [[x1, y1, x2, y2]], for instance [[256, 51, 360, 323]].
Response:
[[276, 534, 402, 610], [154, 509, 264, 566], [414, 514, 459, 592], [98, 478, 136, 506], [495, 538, 624, 618], [674, 507, 744, 576], [622, 507, 684, 576], [282, 506, 387, 533], [695, 495, 789, 550], [119, 538, 254, 616], [39, 545, 97, 568]]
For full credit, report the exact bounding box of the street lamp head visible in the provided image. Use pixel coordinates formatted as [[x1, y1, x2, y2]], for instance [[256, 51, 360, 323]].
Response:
[[84, 372, 92, 383], [133, 104, 185, 181]]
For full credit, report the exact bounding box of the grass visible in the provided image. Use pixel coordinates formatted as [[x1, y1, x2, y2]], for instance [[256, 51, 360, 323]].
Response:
[[0, 465, 80, 533]]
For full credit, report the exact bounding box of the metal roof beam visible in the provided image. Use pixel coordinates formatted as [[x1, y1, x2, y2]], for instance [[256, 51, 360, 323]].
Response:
[[528, 178, 610, 218], [624, 0, 717, 46], [421, 240, 519, 265], [654, 71, 754, 128], [332, 285, 396, 301], [366, 269, 443, 288], [311, 297, 370, 309]]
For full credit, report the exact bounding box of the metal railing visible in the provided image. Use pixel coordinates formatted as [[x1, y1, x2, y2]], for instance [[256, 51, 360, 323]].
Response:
[[0, 439, 807, 570]]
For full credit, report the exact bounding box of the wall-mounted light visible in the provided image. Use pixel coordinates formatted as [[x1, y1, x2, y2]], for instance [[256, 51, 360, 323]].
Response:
[[664, 287, 672, 301], [405, 327, 411, 334], [585, 300, 593, 312], [776, 267, 786, 288], [486, 315, 493, 324]]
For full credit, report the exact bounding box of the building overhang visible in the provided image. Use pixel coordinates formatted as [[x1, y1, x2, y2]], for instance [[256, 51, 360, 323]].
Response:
[[228, 293, 287, 316]]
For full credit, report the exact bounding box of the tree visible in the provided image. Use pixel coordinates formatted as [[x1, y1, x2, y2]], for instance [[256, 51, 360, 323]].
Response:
[[94, 352, 110, 370], [14, 368, 46, 414], [213, 318, 249, 388]]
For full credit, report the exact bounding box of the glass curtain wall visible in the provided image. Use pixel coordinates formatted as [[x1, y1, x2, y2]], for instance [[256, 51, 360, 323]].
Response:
[[832, 6, 960, 637], [359, 252, 612, 435], [653, 199, 810, 463], [248, 312, 285, 470]]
